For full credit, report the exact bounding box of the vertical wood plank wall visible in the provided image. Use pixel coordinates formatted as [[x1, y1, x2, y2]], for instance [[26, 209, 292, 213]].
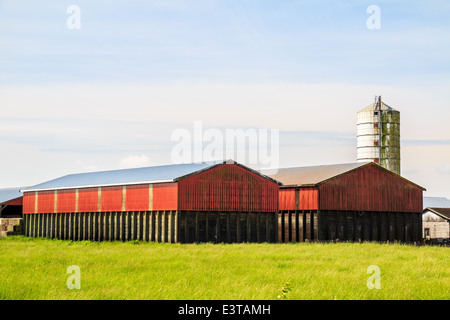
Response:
[[23, 211, 277, 243], [277, 210, 422, 243], [177, 211, 277, 243], [23, 211, 179, 243]]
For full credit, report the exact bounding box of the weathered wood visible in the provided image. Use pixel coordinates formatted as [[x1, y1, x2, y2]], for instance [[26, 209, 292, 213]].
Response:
[[93, 212, 98, 241], [69, 213, 73, 240], [149, 211, 154, 242], [155, 211, 160, 242], [142, 212, 147, 242], [174, 211, 179, 243], [216, 213, 221, 243], [125, 212, 129, 242], [161, 211, 166, 243], [103, 212, 107, 241], [113, 212, 118, 241], [237, 212, 241, 242], [130, 212, 135, 241], [184, 212, 188, 243], [27, 214, 31, 237]]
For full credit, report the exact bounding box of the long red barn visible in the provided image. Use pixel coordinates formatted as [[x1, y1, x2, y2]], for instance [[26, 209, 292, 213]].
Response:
[[21, 160, 280, 243]]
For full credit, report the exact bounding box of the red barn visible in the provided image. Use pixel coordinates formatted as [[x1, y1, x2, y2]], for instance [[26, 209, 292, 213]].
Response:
[[268, 162, 425, 243], [22, 160, 280, 243]]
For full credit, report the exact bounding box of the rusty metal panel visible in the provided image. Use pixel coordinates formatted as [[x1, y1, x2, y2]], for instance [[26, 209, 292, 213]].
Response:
[[178, 164, 278, 212], [125, 184, 150, 212], [101, 186, 122, 212], [56, 189, 76, 213], [318, 164, 423, 212]]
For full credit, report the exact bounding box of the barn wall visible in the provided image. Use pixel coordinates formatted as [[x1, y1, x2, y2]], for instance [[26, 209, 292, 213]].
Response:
[[277, 211, 318, 242], [101, 186, 123, 212], [24, 182, 179, 214], [277, 210, 423, 243], [178, 211, 277, 243], [125, 184, 150, 211], [23, 211, 179, 243], [178, 164, 279, 212], [279, 187, 318, 211], [153, 183, 178, 211], [318, 165, 423, 212], [23, 192, 35, 214], [57, 189, 76, 213]]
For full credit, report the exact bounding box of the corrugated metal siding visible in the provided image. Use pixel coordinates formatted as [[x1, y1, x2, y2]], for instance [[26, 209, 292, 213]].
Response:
[[77, 188, 98, 213], [279, 187, 319, 211], [153, 183, 178, 210], [279, 189, 295, 211], [299, 187, 319, 210], [178, 164, 278, 212], [318, 164, 423, 212], [37, 191, 54, 213], [125, 184, 150, 211], [57, 189, 76, 213], [23, 192, 35, 214], [101, 186, 123, 212]]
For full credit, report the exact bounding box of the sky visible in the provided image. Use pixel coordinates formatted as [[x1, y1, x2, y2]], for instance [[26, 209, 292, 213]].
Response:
[[0, 0, 449, 197]]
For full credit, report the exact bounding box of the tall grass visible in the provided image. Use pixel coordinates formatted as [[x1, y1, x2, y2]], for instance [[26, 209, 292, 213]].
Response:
[[0, 236, 448, 300]]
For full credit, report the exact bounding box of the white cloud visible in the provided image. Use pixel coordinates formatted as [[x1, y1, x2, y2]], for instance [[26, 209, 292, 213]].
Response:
[[437, 163, 450, 175], [119, 155, 152, 169]]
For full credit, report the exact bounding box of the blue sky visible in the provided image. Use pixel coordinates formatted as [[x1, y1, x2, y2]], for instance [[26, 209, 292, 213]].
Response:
[[0, 0, 450, 196]]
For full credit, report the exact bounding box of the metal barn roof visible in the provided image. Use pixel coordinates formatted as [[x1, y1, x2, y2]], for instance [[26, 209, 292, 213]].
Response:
[[22, 161, 225, 192], [0, 187, 23, 204], [22, 160, 280, 192], [266, 162, 369, 187], [266, 162, 425, 189]]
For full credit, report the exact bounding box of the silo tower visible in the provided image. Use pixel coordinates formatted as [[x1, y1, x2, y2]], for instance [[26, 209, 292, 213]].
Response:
[[357, 96, 401, 175]]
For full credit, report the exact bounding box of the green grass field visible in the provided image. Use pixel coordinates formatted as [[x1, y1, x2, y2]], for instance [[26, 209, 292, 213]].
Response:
[[0, 236, 448, 300]]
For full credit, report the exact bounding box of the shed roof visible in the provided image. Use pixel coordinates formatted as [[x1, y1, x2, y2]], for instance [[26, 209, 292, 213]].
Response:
[[0, 187, 23, 205], [22, 160, 280, 192], [423, 197, 450, 209], [267, 162, 368, 187], [266, 162, 425, 189], [424, 208, 450, 221]]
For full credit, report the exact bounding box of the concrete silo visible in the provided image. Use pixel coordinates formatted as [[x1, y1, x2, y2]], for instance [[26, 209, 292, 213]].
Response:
[[357, 96, 401, 175]]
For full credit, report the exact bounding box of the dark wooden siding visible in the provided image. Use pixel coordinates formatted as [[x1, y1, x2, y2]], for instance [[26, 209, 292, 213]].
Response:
[[178, 164, 279, 212], [318, 164, 423, 213], [178, 211, 277, 243]]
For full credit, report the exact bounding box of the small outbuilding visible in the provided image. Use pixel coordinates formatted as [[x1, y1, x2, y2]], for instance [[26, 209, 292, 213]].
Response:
[[423, 208, 450, 240]]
